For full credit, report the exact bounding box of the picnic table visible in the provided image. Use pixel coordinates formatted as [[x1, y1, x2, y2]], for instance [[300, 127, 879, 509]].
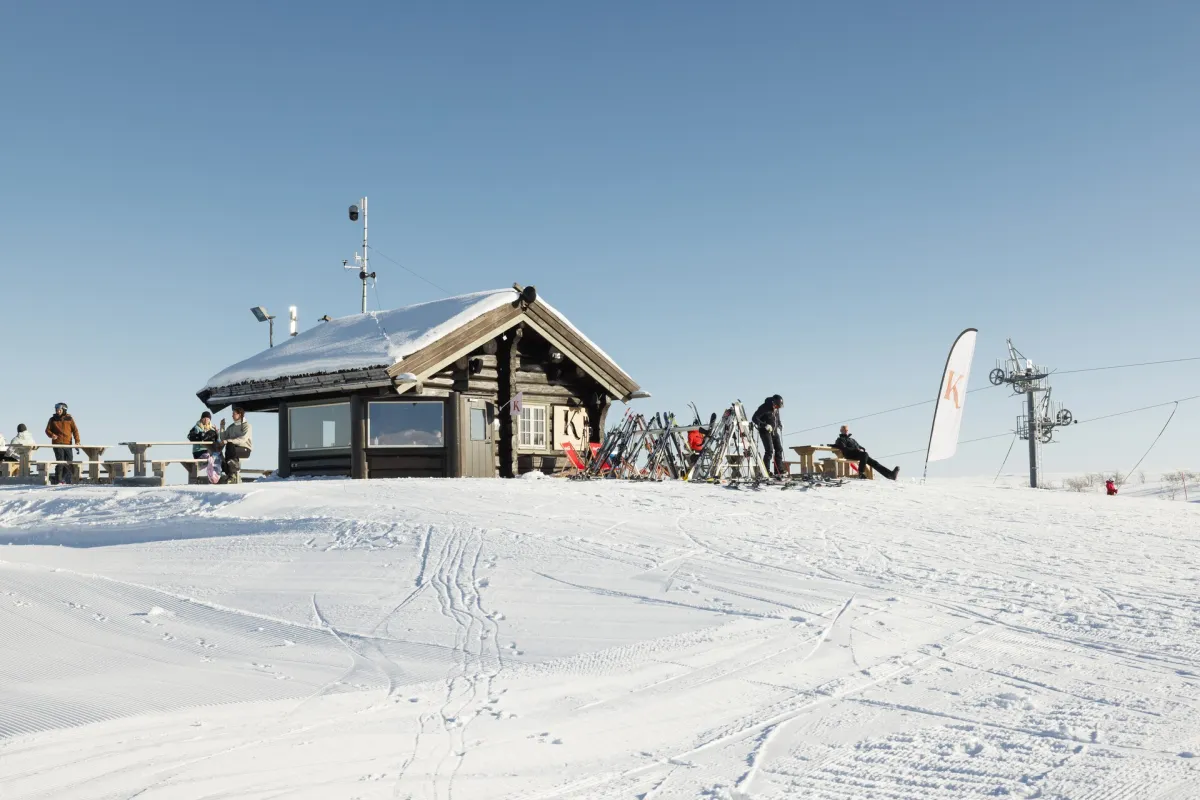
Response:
[[790, 445, 873, 479], [118, 441, 216, 483], [1, 443, 114, 484]]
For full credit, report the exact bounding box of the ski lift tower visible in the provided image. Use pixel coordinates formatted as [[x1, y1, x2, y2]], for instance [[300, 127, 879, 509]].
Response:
[[989, 340, 1074, 488]]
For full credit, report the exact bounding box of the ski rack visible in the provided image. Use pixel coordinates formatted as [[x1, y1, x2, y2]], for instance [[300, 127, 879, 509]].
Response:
[[583, 411, 707, 481], [684, 401, 769, 485], [581, 410, 638, 479]]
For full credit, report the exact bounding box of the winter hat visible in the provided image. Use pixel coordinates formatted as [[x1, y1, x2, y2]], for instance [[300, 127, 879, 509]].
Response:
[[17, 424, 26, 433], [200, 411, 212, 420]]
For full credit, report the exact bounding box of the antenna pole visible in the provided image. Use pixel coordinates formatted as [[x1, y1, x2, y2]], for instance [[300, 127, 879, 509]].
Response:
[[361, 196, 369, 314]]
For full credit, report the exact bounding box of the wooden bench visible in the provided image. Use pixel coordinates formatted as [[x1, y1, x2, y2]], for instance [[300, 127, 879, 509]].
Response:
[[791, 446, 873, 480], [0, 444, 114, 484], [151, 459, 211, 484]]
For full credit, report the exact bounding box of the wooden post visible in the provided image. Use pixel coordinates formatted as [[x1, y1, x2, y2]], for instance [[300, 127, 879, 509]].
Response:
[[350, 396, 367, 479], [497, 325, 523, 478], [445, 393, 460, 477], [277, 401, 291, 479]]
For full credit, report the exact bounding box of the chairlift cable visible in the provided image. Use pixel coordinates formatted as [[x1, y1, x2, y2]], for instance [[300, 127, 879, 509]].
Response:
[[993, 433, 1018, 485], [785, 355, 1199, 439], [1118, 402, 1181, 487]]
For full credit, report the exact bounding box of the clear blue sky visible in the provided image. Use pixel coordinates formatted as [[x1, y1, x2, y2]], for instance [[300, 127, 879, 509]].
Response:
[[2, 2, 1198, 479]]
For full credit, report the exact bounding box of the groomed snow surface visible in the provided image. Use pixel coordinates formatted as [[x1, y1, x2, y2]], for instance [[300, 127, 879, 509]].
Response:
[[0, 477, 1197, 799]]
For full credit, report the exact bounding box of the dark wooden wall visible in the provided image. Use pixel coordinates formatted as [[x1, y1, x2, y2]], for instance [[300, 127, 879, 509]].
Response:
[[268, 323, 615, 480]]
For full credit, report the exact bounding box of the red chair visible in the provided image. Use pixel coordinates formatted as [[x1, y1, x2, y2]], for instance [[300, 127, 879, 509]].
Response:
[[560, 442, 588, 476]]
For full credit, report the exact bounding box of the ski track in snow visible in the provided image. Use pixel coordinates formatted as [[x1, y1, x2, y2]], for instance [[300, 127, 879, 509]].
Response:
[[0, 477, 1197, 799]]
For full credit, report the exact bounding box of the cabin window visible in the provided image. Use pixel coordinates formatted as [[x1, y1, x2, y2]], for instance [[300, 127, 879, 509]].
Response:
[[368, 401, 444, 447], [518, 404, 548, 449], [289, 402, 351, 451], [470, 407, 488, 441]]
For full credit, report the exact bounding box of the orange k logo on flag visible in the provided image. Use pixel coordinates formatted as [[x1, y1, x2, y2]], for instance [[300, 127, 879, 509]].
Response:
[[943, 370, 965, 409]]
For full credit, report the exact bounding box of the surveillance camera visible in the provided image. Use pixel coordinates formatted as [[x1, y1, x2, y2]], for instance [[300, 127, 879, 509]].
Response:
[[349, 204, 359, 221]]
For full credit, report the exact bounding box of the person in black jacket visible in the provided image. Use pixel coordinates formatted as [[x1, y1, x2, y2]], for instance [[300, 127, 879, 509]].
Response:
[[186, 411, 221, 482], [832, 425, 899, 480], [751, 395, 785, 476]]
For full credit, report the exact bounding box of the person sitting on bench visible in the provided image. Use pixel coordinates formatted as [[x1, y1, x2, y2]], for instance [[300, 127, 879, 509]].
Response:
[[219, 406, 253, 483], [832, 425, 899, 481], [2, 424, 35, 462], [186, 411, 221, 480]]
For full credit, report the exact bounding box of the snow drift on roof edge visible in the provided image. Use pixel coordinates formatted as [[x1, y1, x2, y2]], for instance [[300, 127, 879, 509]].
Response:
[[201, 290, 517, 391]]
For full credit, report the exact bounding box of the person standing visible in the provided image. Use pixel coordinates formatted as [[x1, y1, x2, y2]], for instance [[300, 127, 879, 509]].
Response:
[[45, 403, 81, 484], [1105, 479, 1118, 496], [220, 406, 253, 483], [751, 395, 785, 477], [832, 425, 899, 481]]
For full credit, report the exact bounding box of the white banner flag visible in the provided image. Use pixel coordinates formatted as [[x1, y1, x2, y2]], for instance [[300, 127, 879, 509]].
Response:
[[511, 392, 524, 415], [926, 328, 978, 464]]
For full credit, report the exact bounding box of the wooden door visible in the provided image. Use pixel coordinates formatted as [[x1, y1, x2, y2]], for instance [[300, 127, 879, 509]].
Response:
[[460, 397, 496, 478]]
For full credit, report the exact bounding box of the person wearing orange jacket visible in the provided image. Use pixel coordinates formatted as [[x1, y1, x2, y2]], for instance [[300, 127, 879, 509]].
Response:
[[45, 402, 81, 485]]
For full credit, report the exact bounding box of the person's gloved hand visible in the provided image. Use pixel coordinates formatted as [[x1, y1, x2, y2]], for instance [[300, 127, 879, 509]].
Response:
[[764, 425, 773, 432]]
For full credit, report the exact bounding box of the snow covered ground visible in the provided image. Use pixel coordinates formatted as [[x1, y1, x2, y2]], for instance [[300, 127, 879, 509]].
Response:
[[0, 476, 1197, 799]]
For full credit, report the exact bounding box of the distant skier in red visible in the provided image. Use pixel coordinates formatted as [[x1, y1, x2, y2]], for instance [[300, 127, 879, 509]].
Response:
[[1105, 479, 1118, 496]]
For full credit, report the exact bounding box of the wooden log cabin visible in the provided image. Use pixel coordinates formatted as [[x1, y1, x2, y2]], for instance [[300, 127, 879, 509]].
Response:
[[197, 286, 642, 479]]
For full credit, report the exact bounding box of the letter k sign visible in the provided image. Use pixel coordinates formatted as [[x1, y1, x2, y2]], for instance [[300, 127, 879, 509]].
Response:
[[944, 371, 965, 409]]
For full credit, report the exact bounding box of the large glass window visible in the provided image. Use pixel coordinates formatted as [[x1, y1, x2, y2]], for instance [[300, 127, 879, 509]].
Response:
[[289, 402, 351, 451], [368, 402, 444, 447], [519, 404, 547, 449]]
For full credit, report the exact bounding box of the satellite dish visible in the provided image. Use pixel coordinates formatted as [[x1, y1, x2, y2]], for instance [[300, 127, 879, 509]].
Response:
[[348, 204, 359, 221]]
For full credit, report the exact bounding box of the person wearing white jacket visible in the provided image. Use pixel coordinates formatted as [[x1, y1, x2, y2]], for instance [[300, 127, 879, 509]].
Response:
[[3, 424, 36, 461], [219, 406, 253, 483]]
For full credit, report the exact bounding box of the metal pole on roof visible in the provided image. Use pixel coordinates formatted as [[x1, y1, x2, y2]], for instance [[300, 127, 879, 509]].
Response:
[[361, 196, 369, 314], [347, 197, 375, 314]]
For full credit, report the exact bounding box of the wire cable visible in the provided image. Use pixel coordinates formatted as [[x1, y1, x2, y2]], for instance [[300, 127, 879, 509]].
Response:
[[1118, 403, 1180, 487], [993, 433, 1018, 484], [1054, 356, 1200, 376], [878, 431, 1015, 460], [783, 385, 1000, 438], [367, 246, 454, 297], [785, 354, 1199, 440], [1074, 394, 1200, 426]]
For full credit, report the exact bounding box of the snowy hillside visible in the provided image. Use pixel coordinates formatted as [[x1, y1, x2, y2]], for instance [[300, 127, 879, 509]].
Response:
[[0, 478, 1197, 799]]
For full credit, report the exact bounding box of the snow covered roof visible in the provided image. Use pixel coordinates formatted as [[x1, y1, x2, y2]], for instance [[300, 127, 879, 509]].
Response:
[[200, 288, 637, 400], [202, 290, 517, 391]]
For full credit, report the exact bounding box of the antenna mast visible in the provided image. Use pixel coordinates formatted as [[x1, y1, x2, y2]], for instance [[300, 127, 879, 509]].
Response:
[[346, 197, 376, 314]]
